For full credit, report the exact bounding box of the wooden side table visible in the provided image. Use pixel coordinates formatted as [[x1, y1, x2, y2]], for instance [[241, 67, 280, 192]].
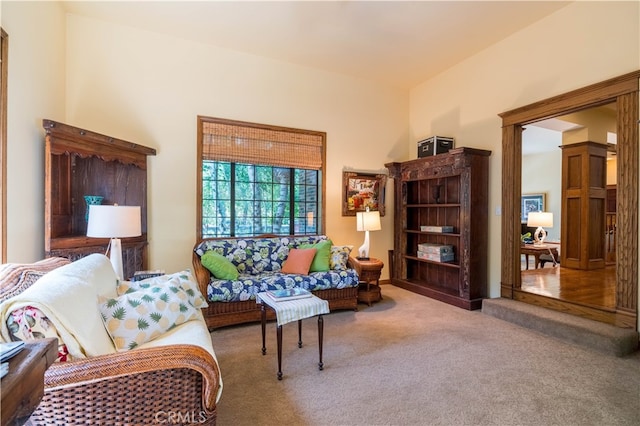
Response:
[[353, 257, 384, 306], [257, 293, 329, 380], [1, 338, 58, 426]]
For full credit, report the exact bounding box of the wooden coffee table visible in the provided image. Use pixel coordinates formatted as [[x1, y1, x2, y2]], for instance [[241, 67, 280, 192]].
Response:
[[257, 292, 329, 380]]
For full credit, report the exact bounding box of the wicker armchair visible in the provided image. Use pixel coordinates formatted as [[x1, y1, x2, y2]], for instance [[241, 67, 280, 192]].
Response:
[[28, 344, 221, 425]]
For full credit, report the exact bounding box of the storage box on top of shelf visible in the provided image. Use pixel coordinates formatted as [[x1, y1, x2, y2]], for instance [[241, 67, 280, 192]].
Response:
[[417, 136, 455, 158], [417, 243, 454, 255], [417, 250, 455, 263]]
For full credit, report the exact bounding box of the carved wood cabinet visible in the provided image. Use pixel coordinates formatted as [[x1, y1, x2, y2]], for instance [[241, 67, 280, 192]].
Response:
[[43, 120, 156, 279], [386, 147, 491, 310]]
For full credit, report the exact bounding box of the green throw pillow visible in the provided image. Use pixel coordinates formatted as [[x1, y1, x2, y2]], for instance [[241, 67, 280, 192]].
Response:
[[201, 251, 239, 280], [300, 240, 332, 272]]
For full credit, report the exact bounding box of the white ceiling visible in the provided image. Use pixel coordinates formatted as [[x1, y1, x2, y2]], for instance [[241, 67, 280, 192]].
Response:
[[61, 0, 571, 89]]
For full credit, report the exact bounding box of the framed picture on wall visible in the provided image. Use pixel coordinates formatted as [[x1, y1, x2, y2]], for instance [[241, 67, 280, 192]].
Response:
[[342, 172, 386, 216], [521, 193, 545, 223]]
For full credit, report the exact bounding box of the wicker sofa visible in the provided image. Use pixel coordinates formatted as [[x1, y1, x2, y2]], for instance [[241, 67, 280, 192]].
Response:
[[192, 235, 360, 329], [0, 254, 222, 425]]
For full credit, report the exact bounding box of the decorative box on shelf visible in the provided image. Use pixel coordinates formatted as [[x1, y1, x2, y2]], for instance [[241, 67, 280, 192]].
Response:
[[417, 244, 454, 262], [417, 136, 454, 157], [420, 225, 454, 233]]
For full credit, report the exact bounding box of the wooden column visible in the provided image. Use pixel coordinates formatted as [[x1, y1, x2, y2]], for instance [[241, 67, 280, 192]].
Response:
[[560, 141, 607, 270]]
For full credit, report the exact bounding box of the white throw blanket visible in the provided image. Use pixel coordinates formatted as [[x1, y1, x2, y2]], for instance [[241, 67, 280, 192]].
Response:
[[0, 254, 118, 359]]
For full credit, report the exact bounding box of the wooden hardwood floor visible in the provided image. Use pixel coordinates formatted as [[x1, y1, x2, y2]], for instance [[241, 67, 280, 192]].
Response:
[[520, 260, 616, 309]]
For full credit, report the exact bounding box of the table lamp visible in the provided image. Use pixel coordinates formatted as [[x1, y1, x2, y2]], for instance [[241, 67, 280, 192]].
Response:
[[87, 204, 141, 280], [527, 211, 553, 245], [356, 207, 381, 260]]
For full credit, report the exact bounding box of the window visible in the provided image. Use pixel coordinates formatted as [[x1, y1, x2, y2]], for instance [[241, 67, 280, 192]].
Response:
[[197, 116, 325, 239]]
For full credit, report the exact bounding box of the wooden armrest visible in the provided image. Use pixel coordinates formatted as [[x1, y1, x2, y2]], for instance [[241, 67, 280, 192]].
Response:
[[347, 256, 361, 274], [44, 344, 221, 412], [192, 251, 212, 298]]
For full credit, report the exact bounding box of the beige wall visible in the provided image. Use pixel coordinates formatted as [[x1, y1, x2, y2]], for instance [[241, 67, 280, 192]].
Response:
[[63, 14, 407, 275], [1, 0, 66, 262], [2, 0, 638, 301], [409, 1, 639, 299]]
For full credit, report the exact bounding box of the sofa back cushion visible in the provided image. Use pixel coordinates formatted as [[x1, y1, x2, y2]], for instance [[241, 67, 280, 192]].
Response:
[[195, 235, 330, 276]]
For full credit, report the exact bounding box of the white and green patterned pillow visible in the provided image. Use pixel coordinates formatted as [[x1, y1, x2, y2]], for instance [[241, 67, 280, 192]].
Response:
[[330, 245, 353, 271], [117, 269, 208, 309], [99, 283, 199, 351]]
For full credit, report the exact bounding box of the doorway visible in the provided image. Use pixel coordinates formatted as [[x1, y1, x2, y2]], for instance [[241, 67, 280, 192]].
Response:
[[499, 71, 639, 329], [520, 103, 617, 310]]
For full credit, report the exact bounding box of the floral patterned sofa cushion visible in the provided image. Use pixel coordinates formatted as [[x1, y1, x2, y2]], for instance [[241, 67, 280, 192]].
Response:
[[194, 236, 359, 303]]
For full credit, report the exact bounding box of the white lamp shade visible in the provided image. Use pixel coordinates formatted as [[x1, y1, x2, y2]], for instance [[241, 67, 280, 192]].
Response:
[[87, 205, 142, 238], [527, 211, 553, 228], [356, 210, 381, 232]]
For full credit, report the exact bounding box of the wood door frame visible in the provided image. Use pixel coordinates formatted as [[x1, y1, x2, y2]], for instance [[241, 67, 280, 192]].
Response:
[[0, 29, 7, 263], [499, 71, 639, 329]]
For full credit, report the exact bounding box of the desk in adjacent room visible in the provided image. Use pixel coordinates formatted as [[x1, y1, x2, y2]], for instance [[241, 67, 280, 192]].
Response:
[[520, 244, 560, 270]]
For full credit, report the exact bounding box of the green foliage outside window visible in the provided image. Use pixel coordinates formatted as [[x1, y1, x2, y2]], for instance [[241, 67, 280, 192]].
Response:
[[202, 161, 319, 237]]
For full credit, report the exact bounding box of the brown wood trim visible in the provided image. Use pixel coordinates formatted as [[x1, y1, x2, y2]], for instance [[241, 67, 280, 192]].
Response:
[[512, 290, 620, 325], [500, 71, 639, 330], [501, 125, 522, 292], [616, 91, 639, 312], [1, 28, 7, 263], [43, 120, 156, 169], [500, 71, 640, 126]]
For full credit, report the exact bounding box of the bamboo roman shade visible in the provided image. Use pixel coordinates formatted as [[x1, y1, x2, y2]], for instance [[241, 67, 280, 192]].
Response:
[[201, 119, 324, 170]]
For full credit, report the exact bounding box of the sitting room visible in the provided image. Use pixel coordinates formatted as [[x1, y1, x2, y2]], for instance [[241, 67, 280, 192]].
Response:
[[1, 1, 639, 425]]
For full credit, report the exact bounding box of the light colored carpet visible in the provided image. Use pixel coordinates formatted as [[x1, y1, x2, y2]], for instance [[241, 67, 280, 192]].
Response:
[[211, 285, 640, 426]]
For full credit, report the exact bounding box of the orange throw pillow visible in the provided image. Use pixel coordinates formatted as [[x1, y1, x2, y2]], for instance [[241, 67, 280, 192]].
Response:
[[280, 248, 317, 275]]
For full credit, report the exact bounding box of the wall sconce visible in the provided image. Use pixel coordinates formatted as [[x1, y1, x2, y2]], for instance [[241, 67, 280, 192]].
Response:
[[356, 207, 381, 260], [87, 204, 141, 280]]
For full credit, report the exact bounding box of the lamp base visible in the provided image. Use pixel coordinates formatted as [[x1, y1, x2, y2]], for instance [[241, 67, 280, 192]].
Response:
[[109, 237, 125, 281], [358, 230, 371, 260], [533, 226, 547, 246]]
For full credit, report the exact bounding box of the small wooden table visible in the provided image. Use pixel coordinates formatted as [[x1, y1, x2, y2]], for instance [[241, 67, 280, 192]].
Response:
[[1, 338, 58, 426], [352, 257, 384, 306], [520, 244, 560, 270], [257, 293, 329, 380]]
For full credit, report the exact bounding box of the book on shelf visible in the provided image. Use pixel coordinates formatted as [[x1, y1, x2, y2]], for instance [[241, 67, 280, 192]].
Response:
[[0, 341, 25, 362], [420, 225, 454, 233], [266, 288, 313, 301]]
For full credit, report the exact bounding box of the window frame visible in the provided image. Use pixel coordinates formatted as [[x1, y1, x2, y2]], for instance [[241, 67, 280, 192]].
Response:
[[196, 116, 326, 240]]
